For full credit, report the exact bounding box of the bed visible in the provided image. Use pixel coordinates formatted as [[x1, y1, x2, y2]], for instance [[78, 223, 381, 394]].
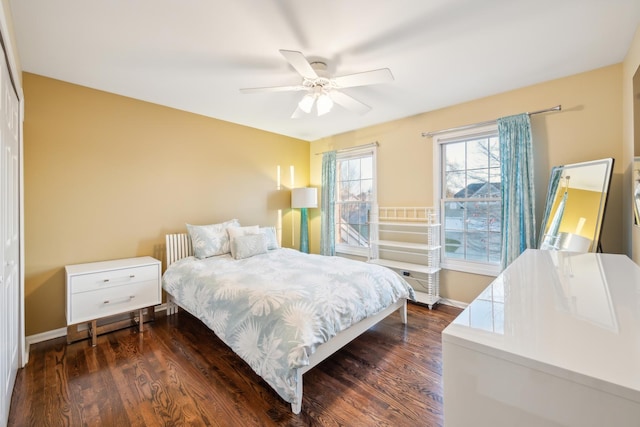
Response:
[[162, 229, 415, 414]]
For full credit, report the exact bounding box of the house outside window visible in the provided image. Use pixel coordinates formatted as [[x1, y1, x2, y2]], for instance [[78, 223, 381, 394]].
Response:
[[335, 146, 377, 256], [434, 125, 502, 276]]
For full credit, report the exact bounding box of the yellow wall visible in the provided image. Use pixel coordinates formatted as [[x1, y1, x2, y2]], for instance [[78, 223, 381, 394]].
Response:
[[623, 25, 640, 263], [23, 73, 309, 335], [311, 64, 624, 303], [553, 189, 605, 241]]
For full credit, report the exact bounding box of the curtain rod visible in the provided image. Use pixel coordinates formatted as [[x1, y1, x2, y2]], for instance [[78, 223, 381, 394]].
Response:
[[421, 105, 561, 138], [314, 141, 379, 156]]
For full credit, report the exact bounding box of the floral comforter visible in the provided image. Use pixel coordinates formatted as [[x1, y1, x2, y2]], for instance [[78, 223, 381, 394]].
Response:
[[162, 248, 415, 405]]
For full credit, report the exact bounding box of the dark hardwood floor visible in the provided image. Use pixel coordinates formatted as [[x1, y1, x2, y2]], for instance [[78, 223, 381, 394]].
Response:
[[9, 302, 461, 427]]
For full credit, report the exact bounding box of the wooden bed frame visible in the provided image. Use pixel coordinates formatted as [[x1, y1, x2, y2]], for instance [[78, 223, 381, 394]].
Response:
[[164, 233, 408, 414]]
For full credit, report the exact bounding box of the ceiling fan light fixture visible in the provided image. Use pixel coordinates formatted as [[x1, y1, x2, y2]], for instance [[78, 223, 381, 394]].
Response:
[[316, 92, 333, 116], [240, 50, 392, 118], [298, 93, 315, 113]]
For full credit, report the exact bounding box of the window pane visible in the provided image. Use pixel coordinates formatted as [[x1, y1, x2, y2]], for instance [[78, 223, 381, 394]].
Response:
[[339, 160, 349, 181], [489, 137, 500, 167], [466, 232, 487, 262], [346, 203, 358, 223], [488, 201, 501, 232], [444, 230, 463, 258], [489, 167, 501, 197], [347, 223, 359, 245], [467, 139, 488, 170], [488, 232, 502, 263], [360, 179, 372, 201], [349, 158, 361, 180], [444, 201, 465, 231], [467, 202, 488, 232], [339, 182, 350, 202], [360, 224, 369, 243], [338, 224, 348, 245], [445, 171, 466, 198], [359, 203, 370, 225], [352, 203, 361, 224], [341, 203, 351, 224], [444, 142, 466, 171], [361, 156, 372, 179], [347, 181, 359, 201]]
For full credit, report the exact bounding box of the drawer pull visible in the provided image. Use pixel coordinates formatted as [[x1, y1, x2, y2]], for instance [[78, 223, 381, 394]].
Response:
[[103, 295, 135, 304], [102, 274, 136, 283]]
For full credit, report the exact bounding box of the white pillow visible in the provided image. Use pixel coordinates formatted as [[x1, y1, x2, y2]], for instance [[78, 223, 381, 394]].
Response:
[[231, 234, 268, 260], [186, 219, 240, 259], [259, 226, 279, 250], [227, 225, 260, 258]]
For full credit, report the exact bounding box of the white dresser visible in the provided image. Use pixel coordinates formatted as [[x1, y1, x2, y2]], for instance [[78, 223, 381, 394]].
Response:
[[442, 249, 640, 427], [65, 256, 162, 345]]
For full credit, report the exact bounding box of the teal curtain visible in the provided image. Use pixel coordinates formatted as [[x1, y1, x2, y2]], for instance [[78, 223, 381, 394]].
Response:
[[498, 113, 536, 269], [538, 168, 563, 249], [540, 190, 567, 250], [320, 151, 336, 255]]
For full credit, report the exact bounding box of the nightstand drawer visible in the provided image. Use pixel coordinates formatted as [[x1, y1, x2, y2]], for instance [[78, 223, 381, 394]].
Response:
[[69, 264, 158, 294], [68, 279, 160, 324]]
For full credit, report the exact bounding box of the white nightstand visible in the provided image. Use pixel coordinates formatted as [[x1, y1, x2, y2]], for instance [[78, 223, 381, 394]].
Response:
[[65, 256, 162, 345]]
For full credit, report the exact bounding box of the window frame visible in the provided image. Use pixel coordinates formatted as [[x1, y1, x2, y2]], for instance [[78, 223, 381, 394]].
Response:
[[334, 146, 377, 257], [433, 125, 501, 277]]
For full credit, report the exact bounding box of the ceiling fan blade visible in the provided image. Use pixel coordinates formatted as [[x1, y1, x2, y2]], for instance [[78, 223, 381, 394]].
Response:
[[240, 84, 306, 94], [291, 106, 306, 119], [279, 49, 318, 79], [329, 91, 371, 115], [333, 68, 394, 88]]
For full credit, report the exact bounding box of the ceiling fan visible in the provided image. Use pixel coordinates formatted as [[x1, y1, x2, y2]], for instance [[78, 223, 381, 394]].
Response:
[[240, 50, 394, 118]]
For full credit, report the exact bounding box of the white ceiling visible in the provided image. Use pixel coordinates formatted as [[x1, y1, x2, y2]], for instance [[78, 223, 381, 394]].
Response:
[[9, 0, 640, 142]]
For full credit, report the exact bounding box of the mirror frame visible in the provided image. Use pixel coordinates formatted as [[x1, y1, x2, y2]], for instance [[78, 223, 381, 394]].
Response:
[[634, 156, 640, 227], [538, 158, 614, 252]]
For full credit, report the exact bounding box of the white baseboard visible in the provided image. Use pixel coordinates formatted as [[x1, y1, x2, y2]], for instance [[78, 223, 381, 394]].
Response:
[[24, 303, 169, 363], [438, 298, 468, 309], [410, 292, 468, 310]]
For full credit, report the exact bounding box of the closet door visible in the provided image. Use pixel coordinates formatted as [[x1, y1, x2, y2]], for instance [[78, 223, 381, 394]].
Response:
[[0, 49, 19, 425]]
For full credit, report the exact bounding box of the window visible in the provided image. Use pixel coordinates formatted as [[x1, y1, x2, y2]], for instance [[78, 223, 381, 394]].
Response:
[[435, 126, 501, 276], [334, 147, 377, 256]]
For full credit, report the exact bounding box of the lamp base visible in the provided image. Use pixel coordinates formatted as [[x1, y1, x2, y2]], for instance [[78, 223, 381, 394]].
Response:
[[300, 207, 309, 253]]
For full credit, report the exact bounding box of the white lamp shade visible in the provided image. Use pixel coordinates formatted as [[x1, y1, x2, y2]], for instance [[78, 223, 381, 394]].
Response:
[[316, 93, 333, 116], [291, 187, 318, 209], [298, 94, 315, 114]]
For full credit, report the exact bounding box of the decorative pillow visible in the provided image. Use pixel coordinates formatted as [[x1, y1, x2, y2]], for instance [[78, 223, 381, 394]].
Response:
[[186, 219, 240, 259], [231, 233, 268, 260], [228, 225, 260, 258], [259, 226, 279, 250]]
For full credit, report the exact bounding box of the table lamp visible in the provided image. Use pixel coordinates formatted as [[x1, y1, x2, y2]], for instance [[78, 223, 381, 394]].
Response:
[[291, 187, 318, 253]]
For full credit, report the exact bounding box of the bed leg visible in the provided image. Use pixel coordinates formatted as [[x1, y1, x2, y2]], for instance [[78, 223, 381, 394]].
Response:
[[291, 369, 303, 414], [400, 300, 408, 324], [167, 295, 178, 316]]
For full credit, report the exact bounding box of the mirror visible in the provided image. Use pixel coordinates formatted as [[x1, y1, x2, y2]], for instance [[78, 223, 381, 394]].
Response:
[[539, 158, 614, 252], [634, 157, 640, 226]]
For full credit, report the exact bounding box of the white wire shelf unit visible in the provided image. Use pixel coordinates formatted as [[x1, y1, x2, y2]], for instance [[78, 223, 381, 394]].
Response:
[[369, 207, 441, 309]]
